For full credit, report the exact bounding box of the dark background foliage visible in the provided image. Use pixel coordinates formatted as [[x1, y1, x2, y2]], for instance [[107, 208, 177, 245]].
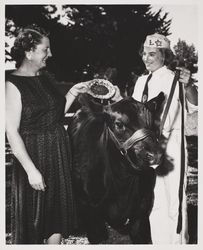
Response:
[[5, 5, 172, 91]]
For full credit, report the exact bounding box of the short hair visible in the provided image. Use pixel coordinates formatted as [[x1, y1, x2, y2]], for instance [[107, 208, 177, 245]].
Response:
[[139, 44, 174, 67], [159, 48, 174, 67], [10, 24, 49, 68]]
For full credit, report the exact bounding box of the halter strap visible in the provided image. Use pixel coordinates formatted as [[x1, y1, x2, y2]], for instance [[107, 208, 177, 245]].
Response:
[[107, 127, 154, 171], [122, 128, 153, 151], [108, 127, 153, 153]]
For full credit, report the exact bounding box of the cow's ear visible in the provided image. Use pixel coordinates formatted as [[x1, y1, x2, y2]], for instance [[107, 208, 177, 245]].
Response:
[[78, 93, 103, 112], [145, 92, 165, 114]]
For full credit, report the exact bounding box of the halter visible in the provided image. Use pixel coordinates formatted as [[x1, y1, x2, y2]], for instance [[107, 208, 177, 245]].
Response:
[[122, 129, 154, 152], [108, 127, 155, 171]]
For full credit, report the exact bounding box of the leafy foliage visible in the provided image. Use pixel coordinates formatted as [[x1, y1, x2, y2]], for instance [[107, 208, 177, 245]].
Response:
[[172, 39, 198, 74], [5, 5, 172, 89]]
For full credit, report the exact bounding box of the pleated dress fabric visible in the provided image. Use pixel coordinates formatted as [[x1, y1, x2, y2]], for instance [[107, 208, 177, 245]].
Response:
[[7, 72, 77, 244]]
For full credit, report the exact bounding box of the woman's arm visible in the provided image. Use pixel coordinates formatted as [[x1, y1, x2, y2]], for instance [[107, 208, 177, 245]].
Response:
[[178, 68, 198, 106], [64, 81, 90, 113], [185, 82, 198, 106], [110, 86, 123, 102], [6, 81, 46, 191]]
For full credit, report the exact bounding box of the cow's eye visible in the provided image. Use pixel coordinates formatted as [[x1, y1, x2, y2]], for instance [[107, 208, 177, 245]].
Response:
[[115, 121, 125, 130]]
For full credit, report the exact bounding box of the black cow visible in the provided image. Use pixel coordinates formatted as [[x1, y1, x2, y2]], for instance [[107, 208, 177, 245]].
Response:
[[68, 92, 165, 244]]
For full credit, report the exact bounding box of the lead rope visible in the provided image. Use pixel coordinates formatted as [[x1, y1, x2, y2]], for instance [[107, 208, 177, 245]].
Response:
[[159, 70, 180, 138], [176, 80, 186, 234], [157, 70, 186, 234]]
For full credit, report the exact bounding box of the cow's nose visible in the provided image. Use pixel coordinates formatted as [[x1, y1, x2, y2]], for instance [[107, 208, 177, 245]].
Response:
[[152, 151, 164, 165], [157, 151, 164, 165], [146, 150, 163, 165], [146, 152, 155, 162]]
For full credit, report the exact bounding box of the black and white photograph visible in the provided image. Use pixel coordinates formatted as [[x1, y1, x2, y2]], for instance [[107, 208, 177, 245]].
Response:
[[1, 0, 201, 248]]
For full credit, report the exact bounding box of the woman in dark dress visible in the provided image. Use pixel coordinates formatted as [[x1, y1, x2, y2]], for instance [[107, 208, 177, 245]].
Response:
[[5, 25, 89, 244]]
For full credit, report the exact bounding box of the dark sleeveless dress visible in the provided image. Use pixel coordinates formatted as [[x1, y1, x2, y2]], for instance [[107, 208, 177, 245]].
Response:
[[7, 71, 77, 244]]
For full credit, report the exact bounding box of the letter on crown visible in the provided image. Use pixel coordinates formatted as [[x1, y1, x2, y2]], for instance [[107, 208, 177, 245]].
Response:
[[144, 33, 170, 49]]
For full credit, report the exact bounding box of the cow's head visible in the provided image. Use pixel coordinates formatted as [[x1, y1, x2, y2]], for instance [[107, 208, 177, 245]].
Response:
[[72, 92, 165, 170], [104, 92, 165, 168]]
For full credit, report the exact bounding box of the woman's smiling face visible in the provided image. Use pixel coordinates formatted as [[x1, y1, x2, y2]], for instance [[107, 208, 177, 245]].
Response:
[[142, 46, 164, 73], [30, 36, 52, 70]]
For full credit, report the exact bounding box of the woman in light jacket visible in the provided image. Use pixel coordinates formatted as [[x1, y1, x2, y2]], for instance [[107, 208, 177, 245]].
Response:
[[132, 33, 197, 244]]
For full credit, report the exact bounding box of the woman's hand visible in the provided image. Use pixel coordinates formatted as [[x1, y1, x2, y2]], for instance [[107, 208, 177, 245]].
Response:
[[69, 81, 90, 97], [176, 67, 191, 88], [27, 168, 46, 191], [111, 85, 123, 102], [176, 67, 198, 105]]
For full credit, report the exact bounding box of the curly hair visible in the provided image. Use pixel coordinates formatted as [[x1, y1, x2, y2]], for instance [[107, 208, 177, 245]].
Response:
[[139, 44, 174, 67], [10, 24, 49, 68]]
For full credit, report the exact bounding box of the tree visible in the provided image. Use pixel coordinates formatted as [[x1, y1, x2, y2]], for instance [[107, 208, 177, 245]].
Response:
[[172, 39, 198, 75], [5, 4, 171, 90]]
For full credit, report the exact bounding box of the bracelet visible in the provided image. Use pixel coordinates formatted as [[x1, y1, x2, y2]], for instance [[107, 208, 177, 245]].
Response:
[[69, 90, 77, 97]]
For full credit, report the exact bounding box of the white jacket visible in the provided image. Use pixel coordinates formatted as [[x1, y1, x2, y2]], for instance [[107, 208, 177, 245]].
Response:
[[132, 65, 197, 244]]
